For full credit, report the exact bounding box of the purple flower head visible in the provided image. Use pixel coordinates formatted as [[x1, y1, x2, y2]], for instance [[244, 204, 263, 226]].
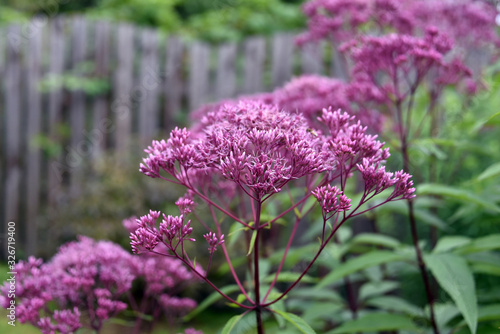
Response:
[[122, 216, 139, 233], [175, 191, 197, 215], [183, 329, 204, 334], [312, 184, 351, 214], [204, 232, 225, 253], [130, 207, 196, 255], [198, 101, 327, 198], [357, 158, 415, 200], [38, 307, 81, 334]]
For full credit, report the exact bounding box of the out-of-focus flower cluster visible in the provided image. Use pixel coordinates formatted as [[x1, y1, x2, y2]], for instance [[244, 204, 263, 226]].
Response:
[[343, 28, 473, 107], [1, 235, 202, 333], [190, 75, 385, 134], [0, 237, 135, 333], [298, 0, 500, 49]]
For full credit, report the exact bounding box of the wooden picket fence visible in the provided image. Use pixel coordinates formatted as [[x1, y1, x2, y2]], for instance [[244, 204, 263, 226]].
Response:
[[0, 16, 346, 259]]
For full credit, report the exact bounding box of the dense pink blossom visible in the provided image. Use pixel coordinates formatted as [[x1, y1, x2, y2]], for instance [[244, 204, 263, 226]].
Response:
[[0, 237, 137, 332]]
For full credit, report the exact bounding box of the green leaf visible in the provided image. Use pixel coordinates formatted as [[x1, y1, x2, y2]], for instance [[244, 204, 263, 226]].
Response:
[[247, 230, 257, 256], [183, 285, 241, 321], [425, 253, 478, 334], [316, 251, 408, 289], [228, 221, 245, 247], [417, 184, 500, 213], [350, 233, 401, 249], [221, 314, 245, 334], [273, 309, 317, 334], [366, 296, 424, 317], [433, 236, 471, 253], [456, 234, 500, 254], [288, 287, 344, 303], [262, 272, 318, 284], [359, 281, 399, 301], [455, 304, 500, 330], [268, 290, 286, 328], [326, 313, 419, 333], [477, 304, 500, 322], [477, 162, 500, 181], [470, 263, 500, 276]]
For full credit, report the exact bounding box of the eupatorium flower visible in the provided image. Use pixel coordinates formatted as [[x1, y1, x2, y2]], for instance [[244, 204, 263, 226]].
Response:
[[134, 99, 415, 332], [0, 237, 137, 332]]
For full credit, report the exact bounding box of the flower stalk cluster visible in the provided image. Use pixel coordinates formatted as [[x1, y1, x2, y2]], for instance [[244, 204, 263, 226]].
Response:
[[132, 100, 415, 333], [0, 236, 202, 334]]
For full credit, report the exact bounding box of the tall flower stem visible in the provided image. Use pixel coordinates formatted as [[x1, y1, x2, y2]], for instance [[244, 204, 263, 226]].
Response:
[[399, 104, 439, 334], [253, 195, 264, 334]]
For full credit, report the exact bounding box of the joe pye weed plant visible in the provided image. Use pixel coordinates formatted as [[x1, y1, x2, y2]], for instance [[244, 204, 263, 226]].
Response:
[[131, 101, 415, 333]]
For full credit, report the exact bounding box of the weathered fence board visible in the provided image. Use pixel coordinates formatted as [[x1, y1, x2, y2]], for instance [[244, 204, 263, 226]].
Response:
[[215, 43, 237, 100], [301, 41, 323, 74], [47, 17, 66, 206], [113, 24, 135, 153], [243, 37, 266, 94], [69, 17, 87, 198], [25, 20, 44, 256], [189, 42, 211, 111], [271, 33, 294, 87], [92, 21, 111, 159], [138, 29, 160, 145], [164, 36, 184, 131]]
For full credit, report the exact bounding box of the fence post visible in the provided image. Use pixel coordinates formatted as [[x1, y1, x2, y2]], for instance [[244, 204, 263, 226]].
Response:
[[271, 33, 294, 88], [189, 42, 211, 111], [25, 19, 44, 256], [243, 37, 266, 94]]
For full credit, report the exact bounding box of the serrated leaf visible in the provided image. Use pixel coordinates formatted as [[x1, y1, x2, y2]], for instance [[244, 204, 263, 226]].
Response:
[[316, 251, 408, 289], [425, 253, 477, 334], [273, 309, 317, 334], [326, 313, 419, 333], [350, 233, 401, 249], [433, 236, 471, 253], [183, 285, 241, 321], [477, 162, 500, 181]]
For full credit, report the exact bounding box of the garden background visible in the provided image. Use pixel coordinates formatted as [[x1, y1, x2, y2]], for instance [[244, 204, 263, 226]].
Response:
[[1, 1, 500, 334]]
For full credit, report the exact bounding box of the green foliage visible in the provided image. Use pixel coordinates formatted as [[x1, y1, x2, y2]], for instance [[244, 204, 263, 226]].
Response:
[[425, 253, 478, 334], [326, 313, 420, 334], [183, 0, 306, 43], [1, 0, 307, 42], [39, 61, 110, 96], [87, 0, 181, 31], [273, 309, 317, 334]]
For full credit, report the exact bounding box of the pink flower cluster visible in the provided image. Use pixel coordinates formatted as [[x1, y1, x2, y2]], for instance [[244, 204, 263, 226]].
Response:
[[299, 0, 499, 49], [1, 235, 203, 333], [135, 101, 415, 254], [0, 237, 136, 333]]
